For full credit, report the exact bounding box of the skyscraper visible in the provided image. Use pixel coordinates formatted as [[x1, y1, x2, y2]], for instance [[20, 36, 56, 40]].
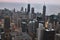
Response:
[[21, 22, 27, 32], [21, 7, 24, 11], [25, 8, 27, 12], [42, 29, 55, 40], [43, 4, 46, 16], [3, 16, 12, 40], [27, 4, 30, 13], [42, 5, 46, 27], [31, 7, 34, 13], [4, 16, 10, 29]]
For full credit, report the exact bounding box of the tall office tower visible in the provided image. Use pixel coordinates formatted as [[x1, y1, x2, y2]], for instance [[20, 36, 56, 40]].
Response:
[[28, 20, 35, 33], [31, 7, 34, 13], [42, 5, 46, 27], [21, 21, 28, 32], [37, 23, 44, 40], [27, 4, 30, 13], [26, 4, 30, 20], [21, 7, 24, 11], [42, 29, 55, 40], [25, 8, 27, 12], [3, 16, 12, 40], [4, 16, 10, 29], [13, 8, 15, 12], [17, 18, 21, 27], [37, 23, 55, 40]]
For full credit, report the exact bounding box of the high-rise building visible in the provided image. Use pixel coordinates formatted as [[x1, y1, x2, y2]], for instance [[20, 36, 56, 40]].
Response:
[[42, 29, 55, 40], [37, 23, 44, 40], [27, 4, 30, 13], [17, 18, 21, 27], [31, 7, 34, 13], [21, 21, 28, 32], [25, 8, 27, 12], [21, 7, 24, 11], [4, 16, 10, 29], [42, 5, 46, 27], [31, 7, 35, 19], [43, 5, 46, 17], [13, 8, 15, 12], [3, 16, 12, 40]]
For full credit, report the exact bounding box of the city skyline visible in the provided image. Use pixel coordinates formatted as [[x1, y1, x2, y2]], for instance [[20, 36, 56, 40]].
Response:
[[0, 0, 60, 15], [0, 2, 60, 15], [0, 2, 60, 40]]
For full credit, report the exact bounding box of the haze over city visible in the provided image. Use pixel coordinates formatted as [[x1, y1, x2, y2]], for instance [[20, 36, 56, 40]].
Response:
[[0, 0, 60, 15], [0, 0, 60, 40], [0, 0, 60, 5]]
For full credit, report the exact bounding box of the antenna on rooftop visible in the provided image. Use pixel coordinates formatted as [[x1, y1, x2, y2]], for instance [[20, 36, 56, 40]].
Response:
[[43, 0, 46, 5]]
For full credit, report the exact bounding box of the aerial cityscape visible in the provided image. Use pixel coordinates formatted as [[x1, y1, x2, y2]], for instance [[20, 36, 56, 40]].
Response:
[[0, 0, 60, 40]]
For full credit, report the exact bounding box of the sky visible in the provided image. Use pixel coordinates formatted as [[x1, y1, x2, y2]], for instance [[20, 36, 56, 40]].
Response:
[[0, 0, 60, 15], [0, 0, 60, 5]]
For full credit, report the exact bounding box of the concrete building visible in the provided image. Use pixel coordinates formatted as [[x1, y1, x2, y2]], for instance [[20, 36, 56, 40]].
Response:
[[37, 23, 44, 40]]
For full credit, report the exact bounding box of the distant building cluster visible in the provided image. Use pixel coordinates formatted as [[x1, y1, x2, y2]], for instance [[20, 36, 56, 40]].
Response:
[[0, 4, 60, 40]]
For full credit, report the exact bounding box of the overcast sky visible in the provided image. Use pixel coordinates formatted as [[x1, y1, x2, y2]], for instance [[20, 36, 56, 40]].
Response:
[[0, 0, 60, 5]]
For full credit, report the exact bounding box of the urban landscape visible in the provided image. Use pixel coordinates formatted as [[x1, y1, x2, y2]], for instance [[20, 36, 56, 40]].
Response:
[[0, 3, 60, 40]]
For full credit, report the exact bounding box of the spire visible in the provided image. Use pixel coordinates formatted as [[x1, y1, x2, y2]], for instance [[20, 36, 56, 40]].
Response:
[[43, 0, 46, 6], [44, 1, 45, 6], [43, 1, 46, 8]]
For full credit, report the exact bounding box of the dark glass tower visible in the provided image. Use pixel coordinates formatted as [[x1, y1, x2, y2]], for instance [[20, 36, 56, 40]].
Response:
[[21, 7, 23, 11], [27, 4, 30, 13], [21, 22, 27, 32], [42, 30, 55, 40], [31, 7, 34, 13], [2, 16, 12, 40], [43, 5, 46, 27], [43, 5, 46, 15], [4, 16, 10, 29]]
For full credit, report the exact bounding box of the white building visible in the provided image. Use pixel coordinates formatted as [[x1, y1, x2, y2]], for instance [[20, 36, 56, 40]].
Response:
[[37, 23, 44, 40]]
